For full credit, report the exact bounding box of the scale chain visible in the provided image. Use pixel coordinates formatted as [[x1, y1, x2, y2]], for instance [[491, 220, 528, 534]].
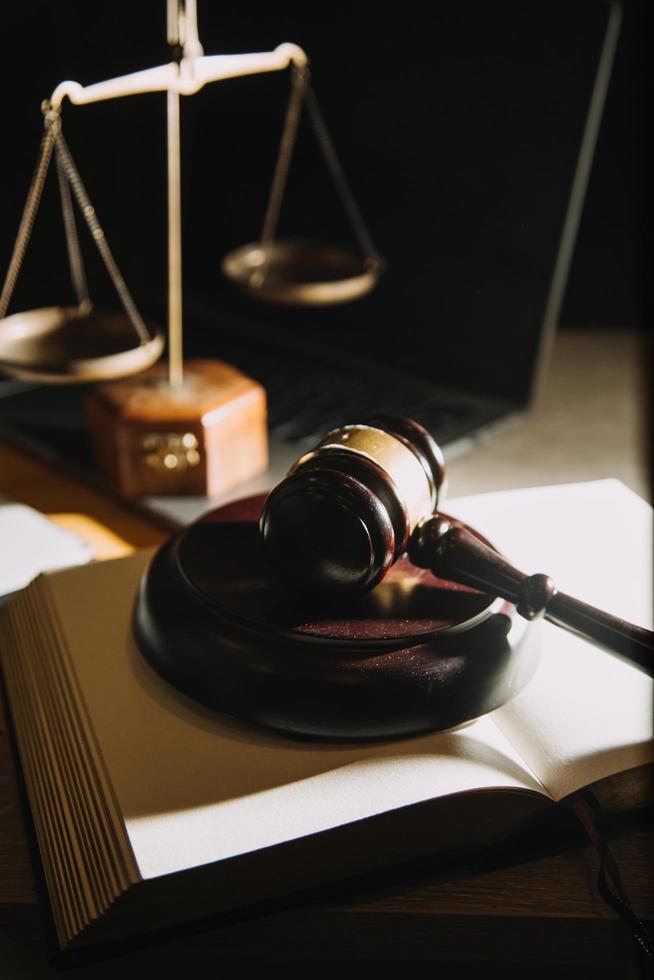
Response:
[[258, 67, 382, 282], [53, 127, 151, 345], [304, 84, 381, 265], [258, 64, 309, 268], [55, 140, 91, 312], [0, 123, 57, 320], [1, 108, 151, 347]]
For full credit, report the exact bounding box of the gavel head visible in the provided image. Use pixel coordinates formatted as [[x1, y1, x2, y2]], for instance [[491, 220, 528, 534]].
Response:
[[260, 416, 446, 592]]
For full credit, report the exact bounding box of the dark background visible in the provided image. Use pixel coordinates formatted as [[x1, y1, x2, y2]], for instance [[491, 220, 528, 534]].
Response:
[[1, 1, 650, 404], [559, 0, 649, 329]]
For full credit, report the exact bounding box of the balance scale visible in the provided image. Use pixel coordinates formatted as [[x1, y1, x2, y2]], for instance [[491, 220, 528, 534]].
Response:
[[0, 1, 383, 496]]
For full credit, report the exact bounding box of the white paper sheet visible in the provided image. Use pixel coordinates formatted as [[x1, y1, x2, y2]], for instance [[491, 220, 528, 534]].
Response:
[[0, 500, 92, 597]]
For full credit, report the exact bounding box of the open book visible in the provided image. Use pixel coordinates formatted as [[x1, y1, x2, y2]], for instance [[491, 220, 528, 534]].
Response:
[[0, 480, 652, 952]]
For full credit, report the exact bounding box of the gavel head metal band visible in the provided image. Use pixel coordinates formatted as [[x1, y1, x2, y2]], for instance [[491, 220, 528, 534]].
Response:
[[299, 424, 435, 535]]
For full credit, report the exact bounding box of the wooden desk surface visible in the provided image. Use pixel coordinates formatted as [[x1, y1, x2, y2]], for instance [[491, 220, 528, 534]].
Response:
[[0, 328, 651, 978]]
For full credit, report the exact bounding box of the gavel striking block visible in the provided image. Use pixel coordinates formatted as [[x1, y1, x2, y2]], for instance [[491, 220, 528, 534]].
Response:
[[134, 493, 536, 739]]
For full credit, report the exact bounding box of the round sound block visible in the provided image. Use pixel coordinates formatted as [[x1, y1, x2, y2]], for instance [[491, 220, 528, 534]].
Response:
[[133, 495, 540, 740]]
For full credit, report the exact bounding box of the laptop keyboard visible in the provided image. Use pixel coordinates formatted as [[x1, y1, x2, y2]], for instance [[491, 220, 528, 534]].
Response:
[[204, 327, 508, 449], [266, 365, 473, 445]]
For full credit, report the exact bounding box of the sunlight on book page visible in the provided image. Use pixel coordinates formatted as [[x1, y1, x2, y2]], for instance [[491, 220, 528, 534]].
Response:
[[447, 480, 653, 801]]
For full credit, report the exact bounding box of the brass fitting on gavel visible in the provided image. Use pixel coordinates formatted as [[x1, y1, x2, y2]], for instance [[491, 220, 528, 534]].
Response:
[[259, 416, 446, 592]]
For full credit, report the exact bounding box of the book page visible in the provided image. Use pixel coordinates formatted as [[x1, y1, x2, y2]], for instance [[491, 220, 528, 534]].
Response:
[[446, 481, 654, 801], [45, 553, 545, 882]]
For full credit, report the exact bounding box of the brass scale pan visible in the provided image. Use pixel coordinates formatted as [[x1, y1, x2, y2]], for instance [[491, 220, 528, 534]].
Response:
[[222, 241, 382, 307], [222, 65, 384, 307], [0, 306, 163, 384]]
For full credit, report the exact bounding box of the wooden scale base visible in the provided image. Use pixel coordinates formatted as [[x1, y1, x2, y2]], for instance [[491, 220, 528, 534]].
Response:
[[86, 359, 268, 497], [134, 494, 539, 740]]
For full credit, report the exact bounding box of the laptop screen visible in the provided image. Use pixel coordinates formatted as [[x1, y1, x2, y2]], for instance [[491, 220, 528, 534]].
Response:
[[175, 1, 616, 405]]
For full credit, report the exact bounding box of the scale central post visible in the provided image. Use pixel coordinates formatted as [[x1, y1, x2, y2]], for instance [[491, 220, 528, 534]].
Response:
[[166, 0, 198, 389], [160, 0, 307, 391], [161, 0, 306, 390], [166, 80, 183, 388]]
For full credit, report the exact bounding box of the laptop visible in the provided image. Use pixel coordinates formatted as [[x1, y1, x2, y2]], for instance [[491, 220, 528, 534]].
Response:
[[0, 2, 621, 526]]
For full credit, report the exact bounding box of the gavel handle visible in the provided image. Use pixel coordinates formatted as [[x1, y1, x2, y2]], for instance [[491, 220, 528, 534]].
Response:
[[408, 516, 654, 679]]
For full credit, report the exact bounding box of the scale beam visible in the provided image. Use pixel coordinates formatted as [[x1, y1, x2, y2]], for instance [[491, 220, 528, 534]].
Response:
[[49, 45, 308, 110]]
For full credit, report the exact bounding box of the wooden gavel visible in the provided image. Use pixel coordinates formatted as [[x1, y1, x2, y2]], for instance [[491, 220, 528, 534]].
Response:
[[260, 415, 654, 678]]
